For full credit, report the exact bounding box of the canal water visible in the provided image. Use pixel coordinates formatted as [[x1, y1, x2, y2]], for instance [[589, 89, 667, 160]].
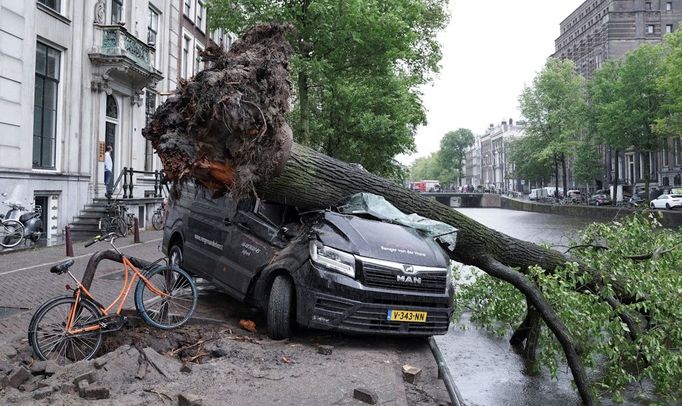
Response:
[[435, 209, 640, 406]]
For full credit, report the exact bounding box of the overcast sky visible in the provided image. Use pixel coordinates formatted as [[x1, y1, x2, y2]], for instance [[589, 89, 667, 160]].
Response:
[[398, 0, 585, 165]]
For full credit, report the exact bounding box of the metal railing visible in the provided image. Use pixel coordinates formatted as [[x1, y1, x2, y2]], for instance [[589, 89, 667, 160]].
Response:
[[98, 25, 155, 72], [106, 167, 167, 202]]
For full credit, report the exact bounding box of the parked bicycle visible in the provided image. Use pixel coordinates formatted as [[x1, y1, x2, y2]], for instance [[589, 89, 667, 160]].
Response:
[[28, 232, 197, 365], [98, 203, 131, 237], [151, 198, 168, 231]]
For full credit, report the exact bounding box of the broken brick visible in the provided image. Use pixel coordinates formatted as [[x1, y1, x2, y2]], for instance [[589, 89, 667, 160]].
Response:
[[178, 393, 203, 406], [8, 366, 32, 388], [401, 364, 422, 384], [353, 387, 378, 404], [317, 345, 334, 355]]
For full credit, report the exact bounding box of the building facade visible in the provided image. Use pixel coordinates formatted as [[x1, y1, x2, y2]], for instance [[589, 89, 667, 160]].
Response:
[[464, 119, 526, 192], [554, 0, 682, 78], [554, 0, 682, 192], [0, 0, 180, 240]]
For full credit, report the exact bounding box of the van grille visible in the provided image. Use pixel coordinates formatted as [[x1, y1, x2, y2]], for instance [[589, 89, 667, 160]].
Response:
[[362, 262, 446, 294]]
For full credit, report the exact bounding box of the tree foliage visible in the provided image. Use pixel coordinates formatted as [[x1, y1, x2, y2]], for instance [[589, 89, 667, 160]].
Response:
[[455, 212, 682, 403], [207, 0, 449, 177], [438, 128, 474, 183], [657, 28, 682, 135]]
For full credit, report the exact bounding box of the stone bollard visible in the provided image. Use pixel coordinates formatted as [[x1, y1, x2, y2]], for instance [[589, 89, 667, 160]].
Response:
[[133, 217, 141, 243], [65, 225, 74, 257]]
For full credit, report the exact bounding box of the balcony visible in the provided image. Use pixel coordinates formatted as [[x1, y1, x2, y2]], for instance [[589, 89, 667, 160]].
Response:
[[89, 25, 162, 98]]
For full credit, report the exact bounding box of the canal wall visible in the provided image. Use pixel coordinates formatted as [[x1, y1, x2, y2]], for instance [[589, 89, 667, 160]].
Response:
[[500, 197, 682, 229], [430, 193, 501, 208]]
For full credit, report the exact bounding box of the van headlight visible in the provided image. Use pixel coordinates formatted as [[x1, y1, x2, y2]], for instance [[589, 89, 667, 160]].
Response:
[[310, 242, 356, 278]]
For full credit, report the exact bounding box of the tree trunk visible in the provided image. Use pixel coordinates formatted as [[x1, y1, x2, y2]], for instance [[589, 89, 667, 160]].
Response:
[[561, 152, 568, 196], [554, 154, 560, 202], [613, 149, 619, 202], [644, 151, 651, 205]]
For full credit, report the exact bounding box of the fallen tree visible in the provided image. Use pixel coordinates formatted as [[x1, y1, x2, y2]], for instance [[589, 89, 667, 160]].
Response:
[[144, 23, 595, 404]]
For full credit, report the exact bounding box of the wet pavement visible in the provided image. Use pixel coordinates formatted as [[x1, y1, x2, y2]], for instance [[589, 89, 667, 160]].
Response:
[[437, 209, 597, 406]]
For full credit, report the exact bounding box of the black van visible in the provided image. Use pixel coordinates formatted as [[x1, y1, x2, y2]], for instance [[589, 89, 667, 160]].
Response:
[[162, 184, 454, 339]]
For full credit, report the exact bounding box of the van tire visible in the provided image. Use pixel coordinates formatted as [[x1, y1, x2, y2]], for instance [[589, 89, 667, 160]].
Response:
[[267, 275, 294, 340]]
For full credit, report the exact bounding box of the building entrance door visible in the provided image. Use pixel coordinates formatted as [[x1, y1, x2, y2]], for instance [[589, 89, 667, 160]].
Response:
[[105, 95, 119, 178]]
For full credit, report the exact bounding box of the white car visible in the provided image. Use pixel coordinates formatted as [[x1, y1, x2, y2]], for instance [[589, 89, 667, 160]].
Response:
[[650, 194, 682, 210]]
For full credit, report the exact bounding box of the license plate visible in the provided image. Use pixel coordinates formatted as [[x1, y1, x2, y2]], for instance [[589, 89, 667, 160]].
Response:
[[387, 309, 427, 323]]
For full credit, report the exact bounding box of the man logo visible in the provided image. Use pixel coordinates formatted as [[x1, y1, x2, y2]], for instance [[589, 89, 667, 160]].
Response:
[[397, 275, 422, 284], [403, 265, 417, 274]]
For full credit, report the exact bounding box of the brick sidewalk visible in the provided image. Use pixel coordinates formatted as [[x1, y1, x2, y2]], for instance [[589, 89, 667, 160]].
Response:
[[0, 231, 166, 340]]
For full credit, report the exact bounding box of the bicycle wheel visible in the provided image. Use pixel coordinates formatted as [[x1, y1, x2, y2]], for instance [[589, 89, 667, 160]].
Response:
[[98, 216, 111, 234], [151, 211, 163, 230], [0, 220, 25, 248], [135, 265, 197, 330], [114, 216, 128, 237], [29, 296, 102, 365]]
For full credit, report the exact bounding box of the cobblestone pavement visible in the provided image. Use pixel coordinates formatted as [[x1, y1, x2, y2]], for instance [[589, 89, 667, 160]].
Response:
[[0, 231, 166, 339]]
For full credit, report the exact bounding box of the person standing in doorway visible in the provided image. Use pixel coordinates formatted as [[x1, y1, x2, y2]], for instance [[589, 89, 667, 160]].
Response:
[[104, 145, 113, 194]]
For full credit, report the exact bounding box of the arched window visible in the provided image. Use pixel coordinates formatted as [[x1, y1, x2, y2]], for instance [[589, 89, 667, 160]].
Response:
[[106, 95, 118, 119]]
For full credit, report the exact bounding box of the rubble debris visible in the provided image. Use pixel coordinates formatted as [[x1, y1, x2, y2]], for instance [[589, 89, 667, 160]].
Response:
[[0, 375, 9, 390], [353, 387, 379, 404], [317, 345, 334, 356], [239, 319, 257, 333], [7, 366, 32, 388], [0, 360, 11, 373], [43, 361, 58, 376], [72, 370, 97, 386], [32, 386, 55, 400], [93, 357, 108, 369], [180, 362, 192, 374], [402, 364, 422, 384], [178, 392, 204, 406], [29, 360, 47, 375], [80, 384, 110, 400], [142, 347, 181, 380]]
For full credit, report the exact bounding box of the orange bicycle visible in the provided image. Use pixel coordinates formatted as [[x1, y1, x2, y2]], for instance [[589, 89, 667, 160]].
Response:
[[28, 232, 197, 364]]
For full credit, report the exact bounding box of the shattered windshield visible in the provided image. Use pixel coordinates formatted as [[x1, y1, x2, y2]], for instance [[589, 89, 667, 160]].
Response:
[[336, 193, 457, 250]]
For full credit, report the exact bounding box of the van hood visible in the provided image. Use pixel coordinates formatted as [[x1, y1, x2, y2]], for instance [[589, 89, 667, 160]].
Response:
[[313, 212, 449, 267]]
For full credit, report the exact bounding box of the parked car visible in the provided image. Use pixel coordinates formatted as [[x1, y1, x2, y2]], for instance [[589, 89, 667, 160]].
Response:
[[588, 190, 612, 206], [162, 184, 454, 339], [649, 194, 682, 210], [566, 190, 582, 203]]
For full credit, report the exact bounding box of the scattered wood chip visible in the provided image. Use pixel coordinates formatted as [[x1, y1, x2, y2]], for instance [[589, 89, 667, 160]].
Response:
[[239, 319, 257, 333]]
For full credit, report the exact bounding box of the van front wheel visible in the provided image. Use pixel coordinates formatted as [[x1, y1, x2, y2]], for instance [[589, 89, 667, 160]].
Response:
[[267, 275, 294, 340]]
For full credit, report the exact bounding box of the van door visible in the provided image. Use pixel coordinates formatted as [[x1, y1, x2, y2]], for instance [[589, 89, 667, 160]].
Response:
[[182, 193, 236, 286], [212, 199, 279, 299]]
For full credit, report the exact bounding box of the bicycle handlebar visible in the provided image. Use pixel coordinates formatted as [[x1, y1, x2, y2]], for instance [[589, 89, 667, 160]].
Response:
[[84, 232, 119, 248]]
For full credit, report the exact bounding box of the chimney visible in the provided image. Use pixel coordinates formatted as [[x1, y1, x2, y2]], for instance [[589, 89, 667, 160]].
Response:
[[509, 118, 513, 126]]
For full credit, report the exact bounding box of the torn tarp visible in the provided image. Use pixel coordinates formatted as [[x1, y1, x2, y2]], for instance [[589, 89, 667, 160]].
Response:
[[337, 193, 458, 251]]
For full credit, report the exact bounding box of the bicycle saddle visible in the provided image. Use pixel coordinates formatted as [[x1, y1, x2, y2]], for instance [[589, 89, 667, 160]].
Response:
[[50, 259, 75, 275]]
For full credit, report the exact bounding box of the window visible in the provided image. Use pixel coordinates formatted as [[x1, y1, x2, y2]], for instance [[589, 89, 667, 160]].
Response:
[[144, 90, 157, 171], [663, 142, 670, 167], [111, 0, 123, 23], [666, 24, 674, 34], [197, 1, 205, 31], [667, 2, 673, 11], [645, 2, 652, 10], [675, 138, 682, 166], [148, 8, 158, 45], [184, 0, 191, 16], [195, 44, 204, 73], [33, 43, 61, 169], [647, 24, 655, 34], [182, 35, 191, 78], [37, 0, 60, 12]]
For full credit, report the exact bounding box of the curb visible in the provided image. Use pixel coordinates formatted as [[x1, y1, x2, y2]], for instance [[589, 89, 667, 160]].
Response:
[[428, 336, 465, 406]]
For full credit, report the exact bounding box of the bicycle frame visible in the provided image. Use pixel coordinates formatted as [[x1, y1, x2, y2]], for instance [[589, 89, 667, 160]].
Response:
[[64, 255, 168, 335]]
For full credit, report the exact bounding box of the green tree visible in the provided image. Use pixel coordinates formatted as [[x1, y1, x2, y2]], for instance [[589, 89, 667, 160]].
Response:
[[508, 135, 553, 186], [657, 28, 682, 135], [519, 58, 588, 200], [590, 44, 666, 200], [438, 128, 474, 185], [207, 0, 449, 177]]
